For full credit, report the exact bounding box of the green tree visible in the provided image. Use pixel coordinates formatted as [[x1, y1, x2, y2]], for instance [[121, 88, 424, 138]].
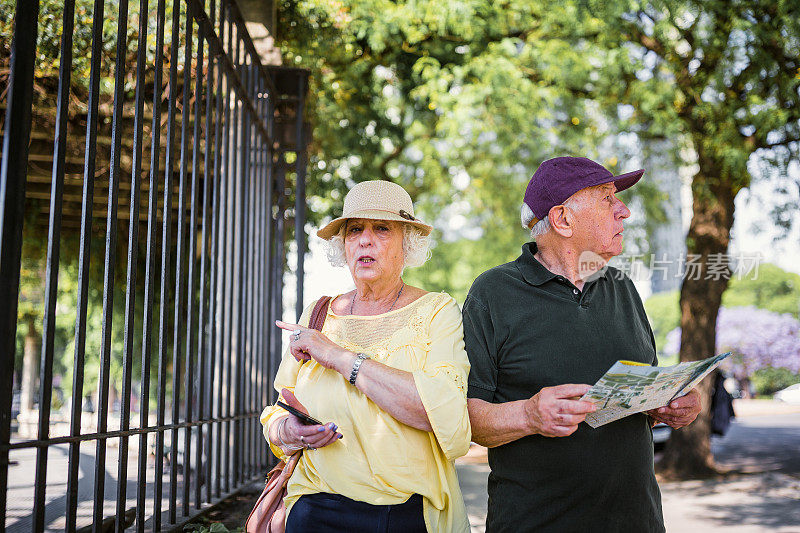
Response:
[[575, 0, 800, 478], [278, 0, 666, 300], [282, 0, 800, 480]]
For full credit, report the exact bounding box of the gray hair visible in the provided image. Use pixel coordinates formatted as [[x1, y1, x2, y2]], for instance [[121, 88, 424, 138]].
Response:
[[325, 222, 432, 269], [520, 195, 583, 239]]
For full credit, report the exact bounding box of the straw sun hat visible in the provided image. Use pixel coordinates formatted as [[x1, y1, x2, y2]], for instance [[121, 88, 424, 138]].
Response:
[[316, 180, 433, 240]]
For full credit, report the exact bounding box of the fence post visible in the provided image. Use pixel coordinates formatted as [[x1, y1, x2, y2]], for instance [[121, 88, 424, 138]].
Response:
[[0, 1, 40, 529]]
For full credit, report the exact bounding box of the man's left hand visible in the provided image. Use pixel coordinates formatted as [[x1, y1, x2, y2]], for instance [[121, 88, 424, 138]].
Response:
[[646, 388, 702, 429]]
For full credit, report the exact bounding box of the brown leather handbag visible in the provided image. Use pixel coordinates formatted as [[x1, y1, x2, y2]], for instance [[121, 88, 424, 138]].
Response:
[[245, 296, 332, 533]]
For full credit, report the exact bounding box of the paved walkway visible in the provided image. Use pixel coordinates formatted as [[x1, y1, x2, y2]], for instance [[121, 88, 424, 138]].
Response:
[[456, 403, 800, 533]]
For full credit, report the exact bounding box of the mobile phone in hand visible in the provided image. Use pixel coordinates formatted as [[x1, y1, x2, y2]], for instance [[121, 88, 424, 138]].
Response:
[[277, 401, 323, 426]]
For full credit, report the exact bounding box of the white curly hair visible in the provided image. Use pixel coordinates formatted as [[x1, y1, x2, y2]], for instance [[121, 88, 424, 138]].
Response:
[[325, 222, 432, 269]]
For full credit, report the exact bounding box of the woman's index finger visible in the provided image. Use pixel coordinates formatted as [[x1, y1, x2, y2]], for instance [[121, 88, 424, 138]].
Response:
[[275, 320, 306, 331]]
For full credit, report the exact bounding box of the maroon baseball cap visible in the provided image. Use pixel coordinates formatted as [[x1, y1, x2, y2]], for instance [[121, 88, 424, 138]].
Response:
[[523, 156, 644, 222]]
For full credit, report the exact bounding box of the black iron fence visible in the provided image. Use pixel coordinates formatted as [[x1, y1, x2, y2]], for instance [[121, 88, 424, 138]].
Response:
[[0, 0, 308, 530]]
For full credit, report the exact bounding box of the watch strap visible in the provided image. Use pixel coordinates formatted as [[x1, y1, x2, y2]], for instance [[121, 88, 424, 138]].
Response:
[[349, 353, 369, 385]]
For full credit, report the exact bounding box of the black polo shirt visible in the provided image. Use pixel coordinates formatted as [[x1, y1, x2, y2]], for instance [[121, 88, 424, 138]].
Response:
[[463, 242, 665, 533]]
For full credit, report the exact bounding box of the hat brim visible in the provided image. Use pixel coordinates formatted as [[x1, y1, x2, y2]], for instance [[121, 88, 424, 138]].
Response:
[[316, 209, 433, 240], [611, 168, 644, 193], [581, 168, 644, 193]]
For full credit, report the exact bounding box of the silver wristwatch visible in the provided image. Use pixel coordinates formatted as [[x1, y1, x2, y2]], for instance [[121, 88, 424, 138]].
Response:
[[349, 353, 369, 385]]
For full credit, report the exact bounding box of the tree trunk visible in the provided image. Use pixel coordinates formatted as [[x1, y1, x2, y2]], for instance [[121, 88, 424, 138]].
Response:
[[20, 319, 40, 414], [658, 163, 738, 480]]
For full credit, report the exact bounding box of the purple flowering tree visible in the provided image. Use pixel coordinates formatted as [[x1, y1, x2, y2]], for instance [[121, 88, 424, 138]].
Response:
[[666, 307, 800, 396]]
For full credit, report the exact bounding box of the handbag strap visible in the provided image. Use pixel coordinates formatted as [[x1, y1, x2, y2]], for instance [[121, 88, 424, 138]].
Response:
[[277, 297, 329, 462], [308, 296, 331, 332]]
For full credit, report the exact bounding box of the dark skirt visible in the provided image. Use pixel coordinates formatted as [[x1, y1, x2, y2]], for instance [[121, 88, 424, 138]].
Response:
[[285, 492, 427, 533]]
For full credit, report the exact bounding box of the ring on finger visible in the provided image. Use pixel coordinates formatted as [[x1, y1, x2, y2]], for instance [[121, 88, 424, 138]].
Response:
[[299, 435, 306, 445], [291, 329, 302, 341]]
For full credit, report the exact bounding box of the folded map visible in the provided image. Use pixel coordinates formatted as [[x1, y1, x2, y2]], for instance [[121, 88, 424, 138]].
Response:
[[580, 352, 732, 428]]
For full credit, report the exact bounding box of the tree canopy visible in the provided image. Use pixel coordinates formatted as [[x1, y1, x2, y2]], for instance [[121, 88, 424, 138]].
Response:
[[279, 0, 800, 478]]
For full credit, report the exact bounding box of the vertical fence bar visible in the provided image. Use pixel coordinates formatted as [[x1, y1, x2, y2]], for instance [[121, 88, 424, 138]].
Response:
[[154, 1, 183, 528], [225, 98, 237, 492], [195, 4, 213, 509], [183, 1, 204, 514], [31, 1, 75, 530], [233, 53, 247, 486], [239, 61, 252, 484], [255, 70, 265, 478], [203, 1, 220, 505], [252, 110, 262, 477], [0, 1, 39, 527], [244, 72, 253, 482], [252, 85, 260, 475], [92, 0, 131, 529], [265, 128, 273, 454], [209, 50, 225, 503], [65, 0, 105, 528], [232, 36, 247, 487], [258, 132, 268, 472], [274, 154, 286, 360], [254, 124, 262, 474], [136, 0, 167, 528], [214, 8, 231, 495], [265, 96, 276, 418], [294, 74, 308, 322], [223, 13, 237, 494], [170, 0, 195, 520], [214, 4, 232, 497], [115, 0, 151, 528], [248, 65, 259, 480]]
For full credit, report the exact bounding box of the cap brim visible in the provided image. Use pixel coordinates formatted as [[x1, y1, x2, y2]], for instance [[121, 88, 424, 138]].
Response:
[[316, 210, 433, 240], [612, 168, 644, 193]]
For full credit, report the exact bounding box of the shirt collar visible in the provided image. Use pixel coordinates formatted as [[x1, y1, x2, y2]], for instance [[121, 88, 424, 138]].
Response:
[[515, 242, 608, 287], [515, 242, 557, 286]]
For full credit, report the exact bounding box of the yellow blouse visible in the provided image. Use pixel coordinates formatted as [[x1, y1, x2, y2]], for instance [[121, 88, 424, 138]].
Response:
[[260, 291, 471, 532]]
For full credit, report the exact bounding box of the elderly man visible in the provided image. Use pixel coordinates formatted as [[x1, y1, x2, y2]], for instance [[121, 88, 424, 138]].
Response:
[[463, 157, 701, 532]]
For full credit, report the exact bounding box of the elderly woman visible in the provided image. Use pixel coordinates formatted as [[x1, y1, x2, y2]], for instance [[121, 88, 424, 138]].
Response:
[[260, 180, 471, 532]]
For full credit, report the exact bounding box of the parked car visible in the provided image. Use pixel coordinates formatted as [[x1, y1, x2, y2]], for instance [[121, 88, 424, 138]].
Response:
[[652, 422, 671, 451], [774, 383, 800, 405]]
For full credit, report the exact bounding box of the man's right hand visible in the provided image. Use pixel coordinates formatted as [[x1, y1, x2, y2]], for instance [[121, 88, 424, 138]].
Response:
[[523, 384, 596, 437]]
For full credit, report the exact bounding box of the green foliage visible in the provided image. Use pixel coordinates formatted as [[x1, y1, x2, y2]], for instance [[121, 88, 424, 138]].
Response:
[[0, 0, 187, 106], [751, 367, 800, 396], [722, 264, 800, 317], [590, 0, 800, 189], [279, 0, 665, 296], [644, 290, 680, 354], [280, 1, 800, 305]]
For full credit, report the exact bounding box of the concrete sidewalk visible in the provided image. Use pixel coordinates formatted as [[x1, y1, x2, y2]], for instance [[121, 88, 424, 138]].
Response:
[[457, 463, 800, 533], [660, 471, 800, 532]]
